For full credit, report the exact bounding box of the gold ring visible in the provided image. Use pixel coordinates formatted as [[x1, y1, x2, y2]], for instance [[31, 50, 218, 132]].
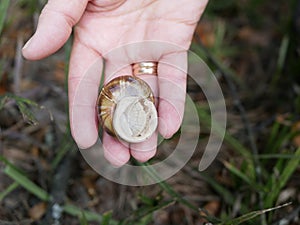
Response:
[[132, 61, 158, 76]]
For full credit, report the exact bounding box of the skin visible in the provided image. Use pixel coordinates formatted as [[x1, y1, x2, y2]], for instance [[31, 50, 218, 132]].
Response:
[[22, 0, 208, 166]]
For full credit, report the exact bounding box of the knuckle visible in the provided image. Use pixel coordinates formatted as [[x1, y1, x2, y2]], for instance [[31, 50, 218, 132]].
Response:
[[41, 3, 78, 27]]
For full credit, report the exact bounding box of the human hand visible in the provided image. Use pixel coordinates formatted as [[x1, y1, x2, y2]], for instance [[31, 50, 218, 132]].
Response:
[[22, 0, 208, 166]]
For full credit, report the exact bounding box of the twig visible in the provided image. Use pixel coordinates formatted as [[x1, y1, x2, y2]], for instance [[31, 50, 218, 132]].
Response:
[[194, 33, 266, 224]]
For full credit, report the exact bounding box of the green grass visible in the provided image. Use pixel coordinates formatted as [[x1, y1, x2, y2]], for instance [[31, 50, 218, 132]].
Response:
[[197, 106, 299, 224], [0, 155, 121, 224], [0, 181, 19, 201], [264, 147, 300, 208], [219, 203, 292, 225], [0, 0, 9, 36], [1, 142, 295, 225], [3, 163, 51, 201]]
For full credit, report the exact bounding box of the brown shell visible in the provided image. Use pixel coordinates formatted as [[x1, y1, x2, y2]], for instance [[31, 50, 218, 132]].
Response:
[[97, 75, 155, 136]]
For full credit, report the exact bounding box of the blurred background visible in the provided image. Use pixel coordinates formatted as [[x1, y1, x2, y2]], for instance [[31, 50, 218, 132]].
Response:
[[0, 0, 299, 224]]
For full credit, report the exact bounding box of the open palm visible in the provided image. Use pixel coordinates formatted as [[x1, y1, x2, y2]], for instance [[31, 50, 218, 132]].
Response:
[[22, 0, 208, 166]]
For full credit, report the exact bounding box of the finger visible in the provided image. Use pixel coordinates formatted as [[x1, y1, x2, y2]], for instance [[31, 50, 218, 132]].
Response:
[[22, 0, 88, 60], [102, 132, 130, 167], [69, 39, 102, 149], [101, 61, 132, 165], [130, 132, 158, 162], [158, 52, 187, 138], [104, 60, 132, 82], [129, 74, 158, 162]]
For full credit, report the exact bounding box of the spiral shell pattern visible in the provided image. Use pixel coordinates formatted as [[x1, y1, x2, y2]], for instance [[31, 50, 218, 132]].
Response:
[[97, 75, 157, 143]]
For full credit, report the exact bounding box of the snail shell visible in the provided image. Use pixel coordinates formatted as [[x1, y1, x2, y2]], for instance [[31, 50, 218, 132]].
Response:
[[97, 75, 158, 143]]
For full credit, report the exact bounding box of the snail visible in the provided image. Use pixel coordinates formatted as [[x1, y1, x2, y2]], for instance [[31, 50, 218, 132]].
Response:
[[97, 75, 158, 143]]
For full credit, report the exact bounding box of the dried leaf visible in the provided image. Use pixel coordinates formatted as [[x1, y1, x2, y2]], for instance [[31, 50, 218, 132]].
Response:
[[82, 177, 96, 196], [194, 21, 215, 47], [54, 61, 66, 85], [292, 121, 300, 147], [203, 201, 220, 216], [29, 202, 46, 221], [0, 72, 9, 94]]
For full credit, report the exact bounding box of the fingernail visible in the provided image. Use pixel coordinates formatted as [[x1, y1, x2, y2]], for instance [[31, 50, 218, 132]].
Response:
[[23, 37, 33, 50]]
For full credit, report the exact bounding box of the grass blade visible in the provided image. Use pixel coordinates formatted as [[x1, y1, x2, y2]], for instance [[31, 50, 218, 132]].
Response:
[[223, 161, 256, 188], [79, 211, 88, 225], [269, 126, 292, 154], [63, 204, 102, 223], [219, 202, 291, 225], [4, 165, 51, 202], [0, 0, 9, 36], [201, 172, 235, 206], [102, 211, 113, 225], [63, 204, 119, 225], [265, 147, 300, 208], [277, 36, 289, 71], [272, 35, 290, 85], [51, 136, 74, 169], [257, 154, 295, 159], [196, 105, 252, 160], [140, 162, 199, 212], [139, 163, 222, 224], [0, 182, 19, 201], [121, 200, 175, 225]]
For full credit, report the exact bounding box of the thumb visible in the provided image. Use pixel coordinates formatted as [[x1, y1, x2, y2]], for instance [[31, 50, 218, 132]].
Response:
[[22, 0, 88, 60]]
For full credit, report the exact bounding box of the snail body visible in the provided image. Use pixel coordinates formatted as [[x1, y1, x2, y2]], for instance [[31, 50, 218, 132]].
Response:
[[97, 75, 157, 143]]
